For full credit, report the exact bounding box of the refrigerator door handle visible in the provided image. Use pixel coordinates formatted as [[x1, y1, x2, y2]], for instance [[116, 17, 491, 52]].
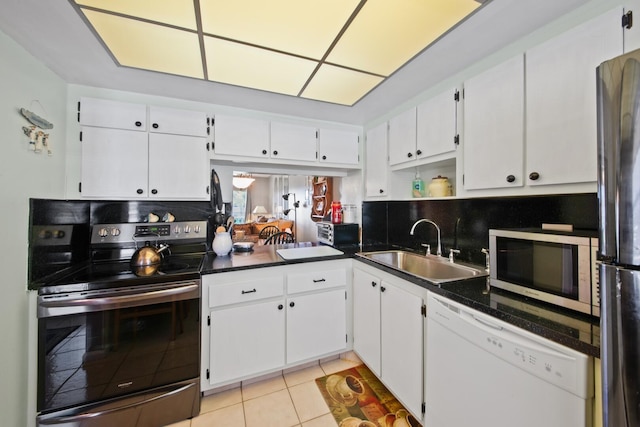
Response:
[[597, 59, 619, 261]]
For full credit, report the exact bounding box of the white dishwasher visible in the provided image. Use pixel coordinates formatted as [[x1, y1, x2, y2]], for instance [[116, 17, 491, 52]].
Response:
[[425, 293, 593, 427]]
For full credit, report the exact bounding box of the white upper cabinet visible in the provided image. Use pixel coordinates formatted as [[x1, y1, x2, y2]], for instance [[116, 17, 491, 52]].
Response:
[[79, 97, 209, 200], [270, 122, 317, 162], [525, 7, 623, 186], [213, 115, 360, 168], [388, 107, 417, 167], [148, 133, 210, 199], [213, 114, 270, 159], [416, 88, 459, 160], [365, 122, 388, 198], [79, 97, 147, 131], [80, 127, 149, 198], [463, 55, 525, 191], [318, 128, 359, 165], [149, 105, 209, 137]]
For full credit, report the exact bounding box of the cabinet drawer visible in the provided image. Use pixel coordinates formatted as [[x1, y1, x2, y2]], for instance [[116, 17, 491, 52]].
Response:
[[287, 267, 347, 294], [209, 276, 284, 307]]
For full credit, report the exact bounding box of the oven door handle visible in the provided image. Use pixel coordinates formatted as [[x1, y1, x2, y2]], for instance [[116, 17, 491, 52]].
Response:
[[38, 282, 199, 317]]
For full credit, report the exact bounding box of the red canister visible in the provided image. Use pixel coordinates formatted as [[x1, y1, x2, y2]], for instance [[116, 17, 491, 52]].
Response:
[[331, 201, 343, 224]]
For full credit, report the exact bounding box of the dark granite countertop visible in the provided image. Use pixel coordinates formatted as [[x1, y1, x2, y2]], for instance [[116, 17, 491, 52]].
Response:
[[200, 243, 600, 358]]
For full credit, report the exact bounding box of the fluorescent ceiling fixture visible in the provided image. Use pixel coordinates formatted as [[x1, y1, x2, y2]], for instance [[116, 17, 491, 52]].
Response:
[[71, 0, 485, 106], [302, 64, 384, 105], [204, 37, 317, 96]]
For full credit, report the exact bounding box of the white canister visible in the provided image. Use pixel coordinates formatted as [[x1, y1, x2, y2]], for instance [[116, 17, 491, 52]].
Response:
[[342, 204, 357, 223], [428, 175, 453, 197]]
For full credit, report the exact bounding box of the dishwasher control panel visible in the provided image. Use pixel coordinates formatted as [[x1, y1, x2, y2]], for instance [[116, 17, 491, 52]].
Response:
[[427, 294, 591, 398]]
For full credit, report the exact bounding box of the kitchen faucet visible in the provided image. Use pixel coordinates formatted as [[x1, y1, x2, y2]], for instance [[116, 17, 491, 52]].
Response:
[[410, 219, 442, 256]]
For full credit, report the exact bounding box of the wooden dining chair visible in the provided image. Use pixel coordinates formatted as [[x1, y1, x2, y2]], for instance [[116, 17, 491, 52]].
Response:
[[264, 231, 295, 244], [258, 225, 280, 240]]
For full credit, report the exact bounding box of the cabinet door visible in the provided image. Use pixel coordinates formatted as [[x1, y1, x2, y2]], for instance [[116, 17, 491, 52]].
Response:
[[380, 281, 423, 418], [149, 106, 208, 137], [416, 88, 458, 159], [286, 289, 346, 364], [319, 129, 359, 165], [388, 107, 417, 166], [213, 115, 270, 158], [526, 7, 623, 186], [365, 123, 388, 198], [353, 268, 381, 376], [80, 127, 148, 198], [148, 133, 209, 200], [209, 300, 285, 385], [270, 122, 317, 162], [79, 97, 147, 131], [463, 55, 525, 190]]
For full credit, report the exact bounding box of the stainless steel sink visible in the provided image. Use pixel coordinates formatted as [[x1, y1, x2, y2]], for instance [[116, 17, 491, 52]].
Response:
[[358, 250, 487, 284]]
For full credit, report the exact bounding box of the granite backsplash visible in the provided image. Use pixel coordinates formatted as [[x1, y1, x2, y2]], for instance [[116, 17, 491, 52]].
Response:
[[361, 193, 598, 266]]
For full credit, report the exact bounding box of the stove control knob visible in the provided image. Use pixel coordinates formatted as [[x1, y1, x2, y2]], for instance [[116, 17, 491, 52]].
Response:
[[98, 228, 108, 238], [194, 225, 201, 233], [184, 225, 191, 234], [111, 228, 120, 237], [174, 226, 181, 235]]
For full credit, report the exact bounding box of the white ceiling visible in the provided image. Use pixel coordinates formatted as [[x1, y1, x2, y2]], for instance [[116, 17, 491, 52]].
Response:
[[0, 0, 587, 125]]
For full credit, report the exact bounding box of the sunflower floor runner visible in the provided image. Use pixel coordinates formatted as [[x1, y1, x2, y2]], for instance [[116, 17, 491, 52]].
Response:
[[315, 364, 422, 427]]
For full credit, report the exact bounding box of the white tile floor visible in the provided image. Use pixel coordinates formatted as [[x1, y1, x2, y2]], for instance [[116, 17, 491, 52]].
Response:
[[167, 354, 362, 427]]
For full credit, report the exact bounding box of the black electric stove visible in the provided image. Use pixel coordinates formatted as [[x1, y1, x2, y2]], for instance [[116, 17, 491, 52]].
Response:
[[36, 221, 207, 427]]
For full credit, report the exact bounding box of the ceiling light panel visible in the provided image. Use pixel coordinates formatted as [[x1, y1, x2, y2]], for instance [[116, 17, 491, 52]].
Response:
[[75, 0, 197, 30], [204, 37, 318, 96], [302, 64, 384, 106], [327, 0, 481, 76], [200, 0, 361, 60], [82, 10, 204, 79]]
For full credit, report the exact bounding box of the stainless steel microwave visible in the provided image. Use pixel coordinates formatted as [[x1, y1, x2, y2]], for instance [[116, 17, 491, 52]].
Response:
[[489, 229, 599, 317]]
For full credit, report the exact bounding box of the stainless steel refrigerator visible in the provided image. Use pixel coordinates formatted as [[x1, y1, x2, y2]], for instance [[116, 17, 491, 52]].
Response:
[[597, 48, 640, 427]]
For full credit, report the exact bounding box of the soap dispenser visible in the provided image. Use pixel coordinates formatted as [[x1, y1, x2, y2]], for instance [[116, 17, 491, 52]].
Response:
[[412, 171, 425, 198]]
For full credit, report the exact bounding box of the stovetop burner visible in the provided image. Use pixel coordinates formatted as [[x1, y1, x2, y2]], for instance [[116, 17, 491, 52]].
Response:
[[37, 221, 208, 295], [74, 254, 202, 281], [38, 253, 205, 295]]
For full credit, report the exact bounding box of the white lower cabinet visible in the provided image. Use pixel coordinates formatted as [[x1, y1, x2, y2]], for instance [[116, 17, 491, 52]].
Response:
[[287, 289, 346, 364], [202, 260, 350, 391], [353, 263, 425, 420], [209, 299, 285, 385], [353, 268, 382, 375]]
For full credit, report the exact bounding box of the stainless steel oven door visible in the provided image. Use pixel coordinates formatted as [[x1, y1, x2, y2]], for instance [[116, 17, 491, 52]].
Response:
[[37, 281, 201, 424]]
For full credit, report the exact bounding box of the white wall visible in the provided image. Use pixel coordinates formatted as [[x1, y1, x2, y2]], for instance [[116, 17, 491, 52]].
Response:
[[0, 29, 67, 427]]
